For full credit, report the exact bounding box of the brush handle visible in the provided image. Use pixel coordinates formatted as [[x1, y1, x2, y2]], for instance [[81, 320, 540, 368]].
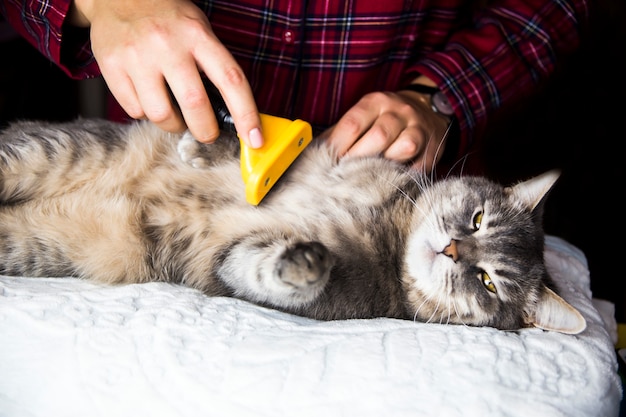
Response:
[[201, 78, 237, 133]]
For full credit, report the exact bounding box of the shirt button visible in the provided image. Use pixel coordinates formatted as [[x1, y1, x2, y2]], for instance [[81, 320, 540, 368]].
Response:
[[283, 30, 294, 43]]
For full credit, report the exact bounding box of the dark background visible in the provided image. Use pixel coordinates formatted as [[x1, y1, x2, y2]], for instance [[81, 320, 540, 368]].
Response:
[[1, 0, 624, 323]]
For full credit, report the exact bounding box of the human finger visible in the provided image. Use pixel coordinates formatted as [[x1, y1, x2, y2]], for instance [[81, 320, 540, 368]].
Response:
[[129, 68, 187, 133], [195, 42, 263, 148], [381, 128, 423, 163], [342, 112, 406, 159], [323, 100, 377, 156], [98, 63, 146, 121], [408, 126, 449, 174], [165, 63, 220, 143]]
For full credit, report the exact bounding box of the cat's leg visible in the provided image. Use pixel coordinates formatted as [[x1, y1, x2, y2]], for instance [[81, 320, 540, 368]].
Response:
[[212, 234, 334, 309], [0, 120, 127, 203], [0, 196, 151, 281]]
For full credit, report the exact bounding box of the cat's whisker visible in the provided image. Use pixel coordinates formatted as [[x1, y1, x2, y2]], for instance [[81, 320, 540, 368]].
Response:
[[413, 297, 430, 322], [438, 309, 447, 325], [443, 152, 472, 180], [413, 308, 421, 323], [425, 295, 444, 325], [451, 298, 471, 328], [375, 172, 439, 234], [425, 131, 445, 183], [446, 285, 458, 324], [381, 175, 417, 206], [399, 172, 443, 234]]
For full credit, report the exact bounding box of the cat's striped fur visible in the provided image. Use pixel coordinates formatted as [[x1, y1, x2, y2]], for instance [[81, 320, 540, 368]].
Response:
[[0, 118, 586, 333]]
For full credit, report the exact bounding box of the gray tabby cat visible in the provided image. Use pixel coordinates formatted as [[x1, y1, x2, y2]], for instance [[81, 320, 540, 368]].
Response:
[[0, 118, 586, 334]]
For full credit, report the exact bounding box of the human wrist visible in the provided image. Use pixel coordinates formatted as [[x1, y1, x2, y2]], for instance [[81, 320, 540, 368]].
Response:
[[398, 76, 460, 165], [399, 76, 455, 122]]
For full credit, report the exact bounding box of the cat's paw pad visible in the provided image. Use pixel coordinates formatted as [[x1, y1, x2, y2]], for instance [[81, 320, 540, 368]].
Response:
[[177, 132, 208, 168], [277, 242, 332, 291]]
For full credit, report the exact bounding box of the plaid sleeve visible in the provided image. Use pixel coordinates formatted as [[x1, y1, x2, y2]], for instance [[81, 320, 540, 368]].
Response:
[[412, 0, 590, 156], [0, 0, 99, 79]]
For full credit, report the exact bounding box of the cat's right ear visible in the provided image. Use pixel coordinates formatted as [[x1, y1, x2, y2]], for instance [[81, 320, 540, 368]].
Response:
[[506, 169, 561, 212], [527, 287, 587, 334]]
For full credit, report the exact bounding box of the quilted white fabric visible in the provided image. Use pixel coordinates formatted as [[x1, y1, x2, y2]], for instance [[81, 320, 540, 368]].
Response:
[[0, 236, 622, 417]]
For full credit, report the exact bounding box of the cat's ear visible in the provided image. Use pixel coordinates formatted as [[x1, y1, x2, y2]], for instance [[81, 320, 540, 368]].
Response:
[[506, 170, 561, 211], [527, 286, 587, 334]]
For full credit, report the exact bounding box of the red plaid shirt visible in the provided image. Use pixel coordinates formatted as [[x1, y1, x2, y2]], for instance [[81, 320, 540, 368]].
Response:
[[1, 0, 589, 159]]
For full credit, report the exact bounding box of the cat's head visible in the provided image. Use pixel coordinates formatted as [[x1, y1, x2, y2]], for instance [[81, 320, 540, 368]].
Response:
[[403, 170, 586, 334]]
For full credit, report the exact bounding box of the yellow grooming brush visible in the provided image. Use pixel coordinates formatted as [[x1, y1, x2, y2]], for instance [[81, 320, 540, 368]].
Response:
[[205, 81, 313, 205], [239, 115, 312, 205]]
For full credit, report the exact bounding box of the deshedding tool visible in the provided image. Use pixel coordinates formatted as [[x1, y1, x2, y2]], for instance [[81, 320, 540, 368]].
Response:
[[204, 82, 312, 206]]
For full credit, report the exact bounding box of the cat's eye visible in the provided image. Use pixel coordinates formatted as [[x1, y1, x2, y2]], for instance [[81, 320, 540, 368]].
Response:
[[472, 211, 483, 231], [480, 271, 497, 294]]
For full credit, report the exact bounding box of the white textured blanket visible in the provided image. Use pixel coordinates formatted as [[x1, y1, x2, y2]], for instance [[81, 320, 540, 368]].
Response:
[[0, 236, 622, 417]]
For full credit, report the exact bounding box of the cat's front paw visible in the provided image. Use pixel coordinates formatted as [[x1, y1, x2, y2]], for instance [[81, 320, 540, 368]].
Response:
[[275, 242, 333, 303], [218, 239, 334, 309], [177, 132, 208, 168]]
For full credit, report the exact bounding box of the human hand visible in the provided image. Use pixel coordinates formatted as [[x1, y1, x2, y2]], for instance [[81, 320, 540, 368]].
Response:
[[320, 89, 451, 173], [70, 0, 263, 148]]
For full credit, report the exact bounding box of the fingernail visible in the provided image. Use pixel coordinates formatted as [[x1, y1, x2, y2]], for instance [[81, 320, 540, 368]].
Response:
[[248, 127, 263, 148]]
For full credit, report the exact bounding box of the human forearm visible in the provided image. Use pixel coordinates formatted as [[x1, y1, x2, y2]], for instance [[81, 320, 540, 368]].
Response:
[[410, 0, 590, 153]]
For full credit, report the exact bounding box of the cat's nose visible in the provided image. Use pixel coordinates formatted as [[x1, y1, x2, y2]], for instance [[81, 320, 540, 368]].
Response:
[[442, 239, 458, 262]]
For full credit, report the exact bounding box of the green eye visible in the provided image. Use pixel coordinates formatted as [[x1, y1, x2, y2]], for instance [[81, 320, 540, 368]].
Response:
[[473, 211, 483, 230], [481, 271, 496, 293]]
